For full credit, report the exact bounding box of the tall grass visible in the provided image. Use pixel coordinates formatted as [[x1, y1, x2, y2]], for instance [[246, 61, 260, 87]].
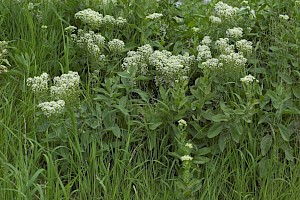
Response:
[[0, 0, 299, 199]]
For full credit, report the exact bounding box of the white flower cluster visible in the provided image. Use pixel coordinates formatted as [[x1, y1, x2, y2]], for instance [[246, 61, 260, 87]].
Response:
[[75, 8, 103, 28], [192, 27, 200, 33], [279, 14, 289, 20], [185, 143, 193, 149], [0, 41, 9, 73], [122, 44, 153, 75], [178, 119, 187, 127], [146, 13, 163, 20], [38, 100, 65, 117], [64, 25, 77, 34], [214, 1, 239, 19], [108, 39, 125, 53], [215, 38, 230, 53], [72, 29, 106, 61], [27, 72, 49, 93], [240, 74, 258, 84], [201, 58, 223, 69], [236, 39, 253, 54], [173, 16, 184, 23], [74, 8, 127, 28], [226, 27, 243, 39], [201, 36, 212, 46], [180, 155, 193, 161], [219, 52, 247, 68], [209, 15, 222, 24], [196, 45, 212, 61], [50, 71, 80, 100], [149, 50, 194, 86]]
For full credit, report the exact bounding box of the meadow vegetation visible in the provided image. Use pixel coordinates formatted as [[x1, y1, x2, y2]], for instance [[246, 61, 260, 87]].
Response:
[[0, 0, 299, 199]]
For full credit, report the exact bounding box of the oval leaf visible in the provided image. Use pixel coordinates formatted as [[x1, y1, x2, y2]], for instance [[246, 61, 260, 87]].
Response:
[[207, 123, 223, 138], [260, 135, 272, 156], [278, 124, 290, 142]]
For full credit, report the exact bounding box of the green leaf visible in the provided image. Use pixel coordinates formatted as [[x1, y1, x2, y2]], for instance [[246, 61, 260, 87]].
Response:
[[278, 124, 291, 142], [281, 143, 294, 161], [106, 126, 121, 138], [260, 135, 272, 156], [292, 86, 300, 99], [131, 89, 150, 102], [168, 152, 181, 159], [193, 156, 210, 164], [207, 123, 223, 138], [196, 147, 211, 155], [218, 133, 229, 152], [278, 72, 293, 84], [211, 114, 230, 122], [149, 122, 162, 130]]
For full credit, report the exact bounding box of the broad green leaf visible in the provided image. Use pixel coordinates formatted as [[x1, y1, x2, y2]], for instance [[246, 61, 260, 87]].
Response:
[[149, 122, 162, 130], [281, 143, 294, 161], [292, 86, 300, 99], [106, 126, 121, 138], [260, 135, 272, 156], [207, 123, 223, 138], [278, 124, 291, 142], [278, 72, 293, 84], [132, 89, 150, 102], [196, 147, 211, 155], [211, 114, 230, 122], [168, 152, 181, 159], [193, 156, 210, 164], [218, 133, 229, 152]]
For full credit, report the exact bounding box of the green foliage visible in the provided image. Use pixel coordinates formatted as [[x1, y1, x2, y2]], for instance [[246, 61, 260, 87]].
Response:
[[0, 0, 300, 199]]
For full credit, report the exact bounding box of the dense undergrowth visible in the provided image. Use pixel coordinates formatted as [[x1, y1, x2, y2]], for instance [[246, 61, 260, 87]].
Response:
[[0, 0, 299, 199]]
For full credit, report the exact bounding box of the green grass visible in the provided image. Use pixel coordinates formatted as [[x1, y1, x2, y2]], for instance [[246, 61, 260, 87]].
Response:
[[0, 0, 300, 199]]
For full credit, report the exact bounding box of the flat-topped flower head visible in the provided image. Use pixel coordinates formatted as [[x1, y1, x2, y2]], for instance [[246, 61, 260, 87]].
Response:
[[236, 39, 253, 55], [108, 39, 125, 53], [196, 45, 212, 61], [50, 71, 80, 100], [38, 100, 65, 117], [75, 8, 103, 28], [181, 155, 193, 161], [214, 1, 239, 19], [279, 14, 289, 20], [178, 119, 187, 127], [226, 27, 243, 39], [209, 16, 222, 24], [240, 74, 258, 84], [201, 36, 212, 46], [27, 72, 49, 93], [146, 13, 163, 20]]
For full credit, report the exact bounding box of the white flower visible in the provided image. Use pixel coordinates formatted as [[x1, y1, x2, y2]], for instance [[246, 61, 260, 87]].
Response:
[[50, 71, 80, 100], [115, 17, 127, 26], [41, 25, 48, 30], [201, 58, 223, 69], [178, 119, 187, 127], [215, 38, 230, 53], [102, 15, 116, 25], [192, 27, 200, 33], [279, 14, 289, 20], [240, 74, 257, 84], [236, 39, 253, 54], [214, 1, 239, 19], [250, 9, 256, 19], [64, 26, 77, 34], [185, 143, 193, 149], [209, 16, 222, 24], [38, 100, 65, 117], [173, 16, 184, 23], [201, 36, 212, 46], [196, 45, 212, 61], [75, 9, 103, 28], [146, 13, 163, 20], [226, 27, 243, 39], [0, 65, 8, 73], [108, 39, 125, 53], [27, 73, 49, 93], [181, 155, 193, 161], [219, 52, 247, 68]]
